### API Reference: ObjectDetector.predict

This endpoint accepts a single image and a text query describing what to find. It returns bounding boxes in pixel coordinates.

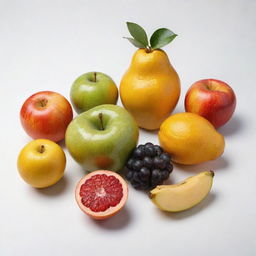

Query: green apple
[65,104,139,172]
[70,72,118,113]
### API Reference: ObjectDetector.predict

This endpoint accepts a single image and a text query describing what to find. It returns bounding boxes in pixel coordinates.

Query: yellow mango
[158,113,225,165]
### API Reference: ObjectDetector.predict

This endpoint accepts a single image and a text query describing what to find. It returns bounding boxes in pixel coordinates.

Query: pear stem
[93,72,97,82]
[145,46,152,53]
[98,113,104,130]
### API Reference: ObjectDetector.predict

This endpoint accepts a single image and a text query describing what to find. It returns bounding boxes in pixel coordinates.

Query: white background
[1,0,256,255]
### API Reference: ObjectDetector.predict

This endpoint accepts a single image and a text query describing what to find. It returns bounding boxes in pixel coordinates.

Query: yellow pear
[150,171,214,212]
[158,113,225,165]
[120,49,180,130]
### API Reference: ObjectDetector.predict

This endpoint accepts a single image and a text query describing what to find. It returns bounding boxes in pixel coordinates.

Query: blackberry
[161,170,170,180]
[143,156,153,168]
[126,158,134,170]
[125,143,173,190]
[139,167,150,180]
[144,146,155,157]
[133,160,143,171]
[132,147,144,159]
[160,153,171,163]
[153,156,166,169]
[145,142,154,148]
[166,163,173,173]
[154,145,163,156]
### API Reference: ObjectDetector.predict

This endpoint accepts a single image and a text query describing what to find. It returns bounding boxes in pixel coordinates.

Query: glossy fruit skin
[185,79,236,128]
[120,49,180,130]
[70,72,118,114]
[17,139,66,188]
[158,113,225,165]
[20,91,73,142]
[125,143,173,190]
[75,170,128,220]
[65,104,139,172]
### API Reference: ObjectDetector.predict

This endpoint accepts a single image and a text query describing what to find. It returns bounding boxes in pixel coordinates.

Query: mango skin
[120,49,180,130]
[158,113,225,165]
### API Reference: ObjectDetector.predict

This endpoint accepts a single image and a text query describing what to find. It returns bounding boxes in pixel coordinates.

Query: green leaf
[123,37,146,48]
[150,28,177,49]
[126,22,148,47]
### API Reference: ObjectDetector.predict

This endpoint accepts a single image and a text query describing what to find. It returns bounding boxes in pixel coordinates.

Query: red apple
[20,91,73,142]
[185,79,236,128]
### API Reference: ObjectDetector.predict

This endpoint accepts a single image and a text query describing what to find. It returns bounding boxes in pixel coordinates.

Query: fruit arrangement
[17,22,236,221]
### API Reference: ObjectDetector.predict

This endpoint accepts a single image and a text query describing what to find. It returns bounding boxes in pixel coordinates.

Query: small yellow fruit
[150,171,214,212]
[158,112,225,165]
[17,139,66,188]
[120,49,180,130]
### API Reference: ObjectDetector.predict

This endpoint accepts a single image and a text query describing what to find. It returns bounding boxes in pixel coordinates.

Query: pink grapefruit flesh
[75,170,128,220]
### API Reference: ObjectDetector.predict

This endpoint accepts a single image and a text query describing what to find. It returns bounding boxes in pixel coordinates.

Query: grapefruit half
[75,170,128,220]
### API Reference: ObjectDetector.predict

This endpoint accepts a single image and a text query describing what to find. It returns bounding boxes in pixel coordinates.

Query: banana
[150,171,214,212]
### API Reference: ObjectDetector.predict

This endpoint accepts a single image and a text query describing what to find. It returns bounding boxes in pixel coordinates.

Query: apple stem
[39,99,47,107]
[93,72,97,82]
[39,145,45,153]
[99,113,104,130]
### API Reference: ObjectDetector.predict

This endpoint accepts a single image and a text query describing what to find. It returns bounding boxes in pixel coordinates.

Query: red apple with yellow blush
[20,91,73,142]
[185,79,236,128]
